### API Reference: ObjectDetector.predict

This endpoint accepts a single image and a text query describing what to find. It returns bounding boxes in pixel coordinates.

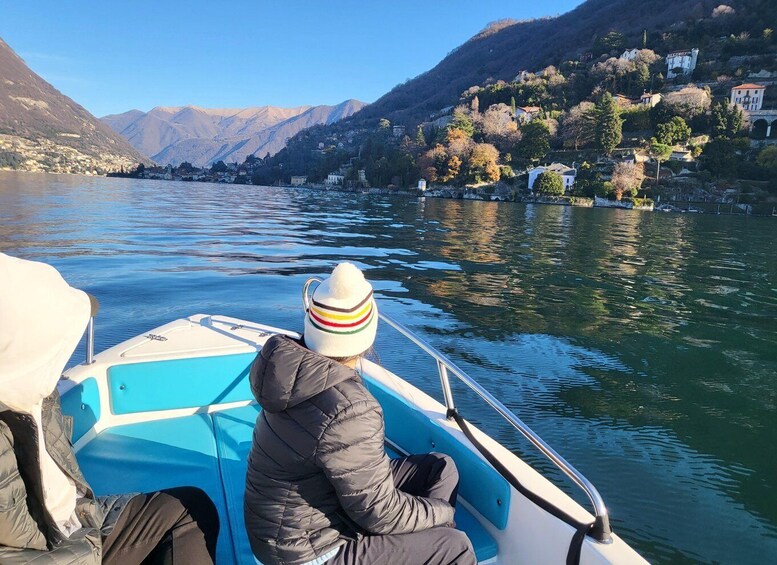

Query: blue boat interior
[66,355,505,564]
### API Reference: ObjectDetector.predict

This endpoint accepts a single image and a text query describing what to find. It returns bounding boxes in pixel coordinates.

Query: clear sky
[1,0,582,117]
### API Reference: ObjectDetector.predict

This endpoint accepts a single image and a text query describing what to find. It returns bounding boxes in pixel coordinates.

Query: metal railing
[84,294,99,365]
[379,312,612,543]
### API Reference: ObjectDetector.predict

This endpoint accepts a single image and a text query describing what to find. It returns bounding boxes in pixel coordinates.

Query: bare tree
[664,86,712,120]
[560,102,595,149]
[611,161,645,200]
[712,4,736,17]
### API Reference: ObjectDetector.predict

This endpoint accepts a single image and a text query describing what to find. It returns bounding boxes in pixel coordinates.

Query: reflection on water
[1,171,776,564]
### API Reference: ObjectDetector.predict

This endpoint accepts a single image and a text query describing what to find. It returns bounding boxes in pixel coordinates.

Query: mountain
[326,0,769,127]
[102,99,366,167]
[0,38,148,174]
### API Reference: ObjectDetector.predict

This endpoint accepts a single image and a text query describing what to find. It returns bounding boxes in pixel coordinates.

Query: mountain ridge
[0,37,149,173]
[102,99,366,167]
[319,0,766,128]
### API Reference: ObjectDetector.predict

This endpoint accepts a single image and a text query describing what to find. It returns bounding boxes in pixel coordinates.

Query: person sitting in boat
[244,262,477,565]
[0,253,220,565]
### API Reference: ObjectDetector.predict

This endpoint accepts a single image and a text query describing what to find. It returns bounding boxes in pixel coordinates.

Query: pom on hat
[327,263,366,299]
[303,262,378,358]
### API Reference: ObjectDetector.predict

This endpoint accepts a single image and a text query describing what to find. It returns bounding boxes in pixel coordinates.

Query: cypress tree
[415,125,426,146]
[594,92,623,156]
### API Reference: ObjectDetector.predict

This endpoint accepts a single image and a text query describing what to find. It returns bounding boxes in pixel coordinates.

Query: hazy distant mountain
[102,99,366,166]
[0,38,148,174]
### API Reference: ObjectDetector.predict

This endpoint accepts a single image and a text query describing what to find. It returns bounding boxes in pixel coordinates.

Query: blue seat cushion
[107,353,256,415]
[76,414,235,564]
[364,378,510,531]
[213,405,498,563]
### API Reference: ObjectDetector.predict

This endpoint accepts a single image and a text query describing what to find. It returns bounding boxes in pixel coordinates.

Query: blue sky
[1,0,582,117]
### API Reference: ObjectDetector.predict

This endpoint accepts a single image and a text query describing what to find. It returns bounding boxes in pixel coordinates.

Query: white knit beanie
[303,263,378,358]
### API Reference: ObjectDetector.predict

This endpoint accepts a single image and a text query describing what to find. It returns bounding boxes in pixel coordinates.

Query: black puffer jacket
[244,335,454,565]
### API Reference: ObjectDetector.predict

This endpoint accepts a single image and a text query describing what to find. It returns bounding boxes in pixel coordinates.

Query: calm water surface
[1,171,775,564]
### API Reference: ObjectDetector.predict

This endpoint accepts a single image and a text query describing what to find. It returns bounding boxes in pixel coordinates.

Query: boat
[60,304,648,564]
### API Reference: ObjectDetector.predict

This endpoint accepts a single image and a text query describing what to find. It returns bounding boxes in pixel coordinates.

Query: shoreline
[0,169,771,216]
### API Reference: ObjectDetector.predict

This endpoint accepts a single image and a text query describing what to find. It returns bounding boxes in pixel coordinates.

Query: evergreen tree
[655,116,691,145]
[510,96,517,115]
[449,110,475,137]
[634,64,651,95]
[534,171,565,195]
[573,162,602,197]
[593,92,623,156]
[710,100,744,139]
[649,141,673,186]
[415,126,427,146]
[516,120,551,162]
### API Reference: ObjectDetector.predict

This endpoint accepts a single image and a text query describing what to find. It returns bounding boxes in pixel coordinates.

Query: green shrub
[534,171,565,195]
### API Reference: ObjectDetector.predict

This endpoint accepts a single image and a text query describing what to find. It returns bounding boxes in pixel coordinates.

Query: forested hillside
[246,0,776,205]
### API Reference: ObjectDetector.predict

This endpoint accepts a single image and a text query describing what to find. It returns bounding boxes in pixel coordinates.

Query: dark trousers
[329,452,478,565]
[102,487,219,565]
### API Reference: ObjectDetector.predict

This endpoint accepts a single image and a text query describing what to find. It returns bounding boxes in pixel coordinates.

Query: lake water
[1,171,775,564]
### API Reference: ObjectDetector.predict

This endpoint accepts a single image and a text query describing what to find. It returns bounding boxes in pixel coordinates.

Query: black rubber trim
[448,408,602,564]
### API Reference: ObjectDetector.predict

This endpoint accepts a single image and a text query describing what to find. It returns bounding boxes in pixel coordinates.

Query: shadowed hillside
[351,0,768,126]
[0,38,148,173]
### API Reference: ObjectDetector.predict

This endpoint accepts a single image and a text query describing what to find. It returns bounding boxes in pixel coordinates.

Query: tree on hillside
[516,120,550,162]
[664,86,712,121]
[594,31,626,55]
[593,92,623,156]
[415,126,427,146]
[477,103,519,151]
[468,143,500,183]
[442,155,462,183]
[611,161,644,200]
[534,171,565,196]
[572,162,603,197]
[449,109,475,137]
[560,102,595,149]
[419,144,448,183]
[649,141,673,186]
[655,116,691,145]
[710,100,744,139]
[379,118,391,129]
[446,127,475,161]
[756,145,777,173]
[700,137,749,179]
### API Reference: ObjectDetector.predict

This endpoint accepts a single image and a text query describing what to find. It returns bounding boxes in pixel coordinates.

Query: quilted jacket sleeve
[0,543,98,565]
[315,401,454,535]
[0,422,48,552]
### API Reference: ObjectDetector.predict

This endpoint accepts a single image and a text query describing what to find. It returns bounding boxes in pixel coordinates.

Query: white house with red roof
[730,83,766,112]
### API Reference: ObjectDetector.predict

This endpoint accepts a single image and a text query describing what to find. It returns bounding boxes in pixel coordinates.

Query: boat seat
[211,405,498,564]
[77,414,236,564]
[76,407,498,564]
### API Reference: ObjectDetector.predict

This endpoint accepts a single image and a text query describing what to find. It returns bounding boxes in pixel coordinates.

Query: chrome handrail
[379,312,612,543]
[85,316,95,365]
[84,293,99,365]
